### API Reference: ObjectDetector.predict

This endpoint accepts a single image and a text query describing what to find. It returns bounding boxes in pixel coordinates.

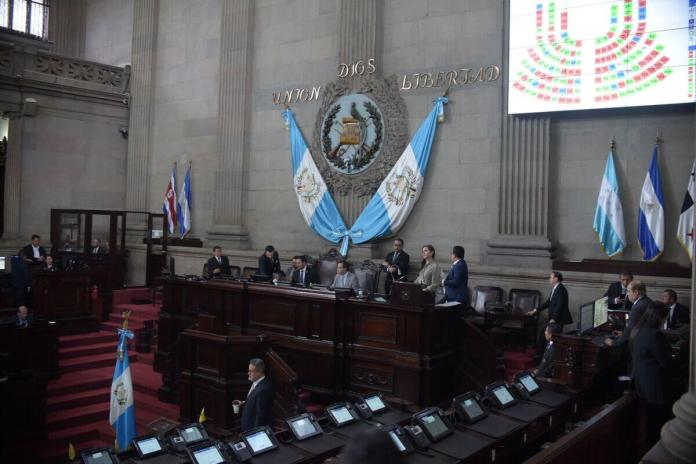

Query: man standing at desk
[239,358,273,432]
[207,246,231,278]
[257,245,281,277]
[604,270,633,310]
[383,238,409,295]
[528,271,572,359]
[605,280,651,347]
[331,260,359,293]
[21,234,45,265]
[441,245,469,306]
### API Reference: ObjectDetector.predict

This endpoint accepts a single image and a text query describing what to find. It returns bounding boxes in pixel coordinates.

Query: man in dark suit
[1,305,29,328]
[383,238,409,295]
[534,322,562,378]
[239,358,273,432]
[90,238,108,254]
[257,245,281,277]
[606,280,651,347]
[21,234,46,265]
[290,255,318,287]
[529,271,573,325]
[207,246,231,278]
[661,289,690,330]
[441,245,469,306]
[603,270,634,310]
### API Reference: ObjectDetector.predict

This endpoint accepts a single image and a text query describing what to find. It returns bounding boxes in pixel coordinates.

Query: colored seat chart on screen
[508,0,696,114]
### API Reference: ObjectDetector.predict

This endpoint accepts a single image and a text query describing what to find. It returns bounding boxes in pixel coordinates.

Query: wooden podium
[389,281,435,306]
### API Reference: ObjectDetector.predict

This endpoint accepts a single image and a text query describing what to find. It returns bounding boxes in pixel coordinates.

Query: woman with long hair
[630,300,674,446]
[414,245,441,293]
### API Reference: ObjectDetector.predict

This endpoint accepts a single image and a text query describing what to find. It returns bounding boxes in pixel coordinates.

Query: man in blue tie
[441,246,469,306]
[2,305,29,328]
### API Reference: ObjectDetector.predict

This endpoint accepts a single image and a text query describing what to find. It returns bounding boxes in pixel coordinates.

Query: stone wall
[84,0,134,67]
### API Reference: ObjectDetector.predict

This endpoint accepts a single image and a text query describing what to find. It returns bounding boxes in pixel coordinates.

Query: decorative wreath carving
[311,75,408,197]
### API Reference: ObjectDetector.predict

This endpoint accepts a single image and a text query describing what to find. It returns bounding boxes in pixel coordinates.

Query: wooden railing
[523,392,641,464]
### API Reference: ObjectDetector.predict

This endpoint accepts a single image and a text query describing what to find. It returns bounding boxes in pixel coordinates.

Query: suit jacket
[443,259,469,306]
[666,302,690,330]
[90,245,108,254]
[1,314,28,328]
[385,250,410,280]
[290,266,319,286]
[536,340,555,377]
[631,328,673,405]
[207,256,231,277]
[538,283,573,326]
[331,272,360,293]
[616,296,652,347]
[604,281,633,311]
[257,254,280,276]
[21,244,46,263]
[240,378,273,432]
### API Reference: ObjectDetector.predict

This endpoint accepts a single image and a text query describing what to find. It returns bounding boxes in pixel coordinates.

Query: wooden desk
[155,279,461,422]
[32,271,99,333]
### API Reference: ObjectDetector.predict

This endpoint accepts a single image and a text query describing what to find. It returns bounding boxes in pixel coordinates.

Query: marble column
[206,0,254,249]
[48,0,86,57]
[485,115,554,268]
[334,0,382,259]
[2,118,23,239]
[125,0,158,212]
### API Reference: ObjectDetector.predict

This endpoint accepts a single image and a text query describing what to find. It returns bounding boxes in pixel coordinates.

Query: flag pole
[610,136,615,151]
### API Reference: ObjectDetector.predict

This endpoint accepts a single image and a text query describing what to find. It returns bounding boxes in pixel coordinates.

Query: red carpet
[34,288,178,463]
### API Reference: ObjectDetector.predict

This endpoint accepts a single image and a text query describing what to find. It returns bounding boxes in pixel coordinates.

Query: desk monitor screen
[458,397,486,422]
[578,301,595,334]
[364,394,387,413]
[133,436,163,457]
[0,257,5,271]
[328,405,355,426]
[519,374,542,395]
[180,425,205,444]
[288,416,321,440]
[245,430,275,454]
[191,445,225,464]
[81,449,116,464]
[493,385,515,407]
[594,296,609,329]
[419,412,451,442]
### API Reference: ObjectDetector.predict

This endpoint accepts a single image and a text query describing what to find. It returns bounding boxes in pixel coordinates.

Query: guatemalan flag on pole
[677,161,696,260]
[109,328,136,451]
[282,108,349,250]
[177,162,192,238]
[638,145,665,261]
[162,163,178,235]
[347,97,448,253]
[593,150,625,257]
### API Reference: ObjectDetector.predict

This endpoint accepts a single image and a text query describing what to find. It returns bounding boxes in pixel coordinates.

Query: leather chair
[241,266,257,278]
[230,266,241,278]
[501,289,541,351]
[471,286,504,314]
[316,260,338,286]
[201,263,209,278]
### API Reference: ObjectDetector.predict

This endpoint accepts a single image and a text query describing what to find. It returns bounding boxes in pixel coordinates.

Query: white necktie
[217,257,221,264]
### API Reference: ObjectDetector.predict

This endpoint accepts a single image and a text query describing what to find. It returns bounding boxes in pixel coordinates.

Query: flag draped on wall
[677,160,696,260]
[593,150,625,257]
[162,164,178,235]
[177,163,192,237]
[109,328,136,451]
[282,97,448,255]
[282,108,348,249]
[347,97,448,250]
[638,145,665,261]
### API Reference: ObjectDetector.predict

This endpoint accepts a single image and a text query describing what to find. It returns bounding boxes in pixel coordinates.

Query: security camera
[118,126,128,139]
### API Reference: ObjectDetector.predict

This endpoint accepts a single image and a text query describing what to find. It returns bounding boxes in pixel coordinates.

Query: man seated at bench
[534,322,562,378]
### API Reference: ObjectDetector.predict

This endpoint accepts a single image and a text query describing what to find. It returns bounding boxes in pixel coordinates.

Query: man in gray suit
[331,260,360,293]
[605,280,651,347]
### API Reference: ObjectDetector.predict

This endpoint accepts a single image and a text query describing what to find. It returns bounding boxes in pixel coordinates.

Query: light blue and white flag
[282,108,349,249]
[347,97,448,250]
[638,145,665,261]
[109,328,136,451]
[177,163,192,238]
[593,151,625,257]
